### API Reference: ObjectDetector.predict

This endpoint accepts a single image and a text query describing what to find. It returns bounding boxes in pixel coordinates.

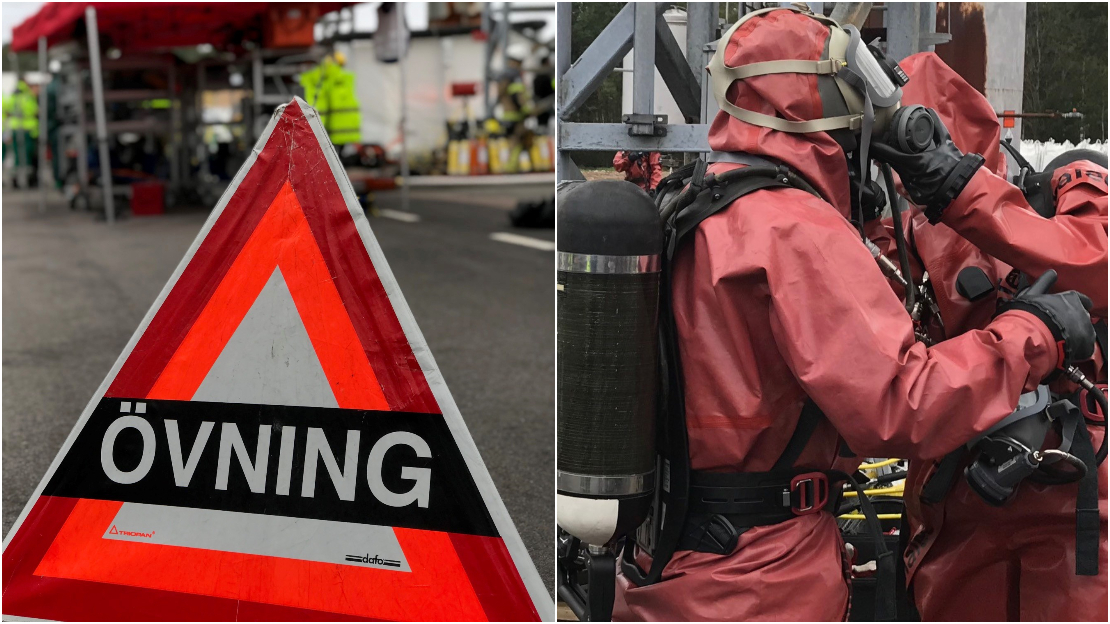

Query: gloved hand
[870,108,985,224]
[997,270,1096,373]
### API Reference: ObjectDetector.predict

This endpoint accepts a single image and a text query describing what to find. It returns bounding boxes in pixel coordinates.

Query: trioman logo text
[108,525,155,538]
[345,553,402,567]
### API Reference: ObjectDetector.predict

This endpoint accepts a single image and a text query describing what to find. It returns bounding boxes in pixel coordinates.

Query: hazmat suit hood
[899,52,1007,177]
[707,9,853,217]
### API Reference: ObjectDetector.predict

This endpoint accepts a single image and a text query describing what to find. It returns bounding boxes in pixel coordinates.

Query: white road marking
[379,209,421,223]
[489,232,556,251]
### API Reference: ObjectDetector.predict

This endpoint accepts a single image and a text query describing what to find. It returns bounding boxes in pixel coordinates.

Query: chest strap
[674,167,798,242]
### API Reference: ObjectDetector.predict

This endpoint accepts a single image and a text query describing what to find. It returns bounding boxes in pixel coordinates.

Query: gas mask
[708,6,937,224]
[708,7,933,146]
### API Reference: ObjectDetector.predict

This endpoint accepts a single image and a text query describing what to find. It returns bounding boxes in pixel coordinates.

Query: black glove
[870,108,985,224]
[849,167,887,222]
[997,270,1096,374]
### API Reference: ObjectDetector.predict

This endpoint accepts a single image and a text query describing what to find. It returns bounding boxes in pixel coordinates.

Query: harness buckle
[790,472,829,515]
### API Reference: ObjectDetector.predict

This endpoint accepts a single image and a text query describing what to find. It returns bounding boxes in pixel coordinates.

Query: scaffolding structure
[555,2,949,182]
[12,4,351,223]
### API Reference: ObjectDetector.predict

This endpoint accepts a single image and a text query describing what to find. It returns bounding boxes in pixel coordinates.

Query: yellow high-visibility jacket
[300,62,362,145]
[3,81,39,138]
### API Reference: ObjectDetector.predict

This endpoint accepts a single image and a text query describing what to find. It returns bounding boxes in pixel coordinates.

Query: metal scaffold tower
[556,2,947,182]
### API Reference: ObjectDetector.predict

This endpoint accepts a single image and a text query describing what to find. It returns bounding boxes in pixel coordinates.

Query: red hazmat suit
[876,52,1109,622]
[613,151,663,192]
[613,13,1059,621]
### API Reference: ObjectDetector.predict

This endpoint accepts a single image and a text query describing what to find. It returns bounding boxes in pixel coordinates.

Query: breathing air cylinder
[557,180,662,545]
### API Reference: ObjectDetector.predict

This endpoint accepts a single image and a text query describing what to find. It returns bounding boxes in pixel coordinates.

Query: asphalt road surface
[2,183,555,593]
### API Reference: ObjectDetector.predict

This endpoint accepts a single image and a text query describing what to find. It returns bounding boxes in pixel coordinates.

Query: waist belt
[679,468,837,554]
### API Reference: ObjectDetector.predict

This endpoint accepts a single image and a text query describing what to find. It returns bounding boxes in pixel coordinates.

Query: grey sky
[2,2,43,43]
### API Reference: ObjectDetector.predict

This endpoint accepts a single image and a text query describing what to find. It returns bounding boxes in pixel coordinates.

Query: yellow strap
[842,486,904,498]
[839,513,902,520]
[720,58,842,81]
[859,458,902,470]
[717,99,862,133]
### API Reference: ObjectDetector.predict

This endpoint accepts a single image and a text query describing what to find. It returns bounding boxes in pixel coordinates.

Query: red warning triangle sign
[2,98,551,622]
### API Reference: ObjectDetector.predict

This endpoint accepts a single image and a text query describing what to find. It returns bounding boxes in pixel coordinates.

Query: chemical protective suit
[613,151,663,193]
[612,11,1087,621]
[869,53,1108,622]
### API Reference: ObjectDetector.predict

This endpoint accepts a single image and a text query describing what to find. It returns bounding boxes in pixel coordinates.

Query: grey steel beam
[38,36,48,211]
[917,2,948,50]
[654,14,701,123]
[629,2,657,135]
[557,151,585,182]
[885,3,917,61]
[685,2,717,87]
[86,6,115,224]
[829,2,871,29]
[397,5,410,212]
[556,2,571,78]
[560,122,710,153]
[886,2,945,61]
[559,3,666,120]
[556,1,574,184]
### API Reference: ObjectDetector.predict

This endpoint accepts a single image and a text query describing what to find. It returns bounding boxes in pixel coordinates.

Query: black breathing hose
[1065,366,1108,465]
[880,163,917,314]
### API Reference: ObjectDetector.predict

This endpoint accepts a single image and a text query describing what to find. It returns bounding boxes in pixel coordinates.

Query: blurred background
[2,1,556,595]
[3,1,558,213]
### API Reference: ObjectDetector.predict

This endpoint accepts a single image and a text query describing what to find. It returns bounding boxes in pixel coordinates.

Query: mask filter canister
[889,105,936,154]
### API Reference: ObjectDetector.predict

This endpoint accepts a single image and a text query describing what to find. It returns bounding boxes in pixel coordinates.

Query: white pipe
[38,36,48,211]
[398,5,409,212]
[86,6,115,224]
